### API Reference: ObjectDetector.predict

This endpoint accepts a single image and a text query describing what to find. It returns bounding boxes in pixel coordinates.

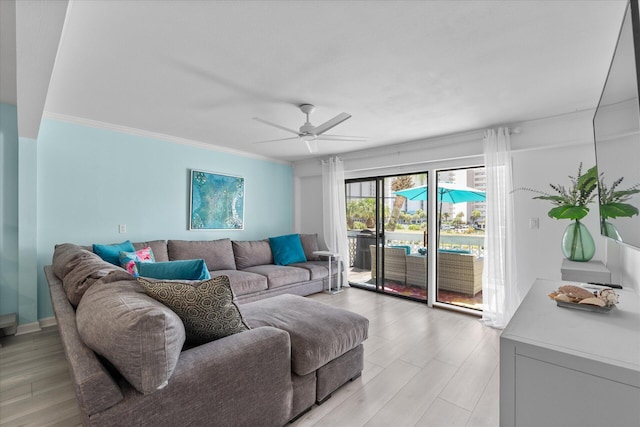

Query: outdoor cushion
[92,240,136,265]
[269,234,307,265]
[232,240,273,269]
[138,275,250,345]
[168,239,237,271]
[210,270,268,296]
[136,259,211,281]
[242,265,310,288]
[76,279,186,395]
[133,240,169,262]
[241,294,369,376]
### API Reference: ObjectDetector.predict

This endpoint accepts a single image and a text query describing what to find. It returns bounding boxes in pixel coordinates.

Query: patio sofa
[370,246,483,295]
[45,237,368,426]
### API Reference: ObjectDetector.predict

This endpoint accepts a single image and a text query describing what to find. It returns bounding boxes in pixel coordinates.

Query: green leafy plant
[597,174,640,221]
[519,163,598,220]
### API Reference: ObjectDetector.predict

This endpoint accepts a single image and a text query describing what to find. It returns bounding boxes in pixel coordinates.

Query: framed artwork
[189,169,244,230]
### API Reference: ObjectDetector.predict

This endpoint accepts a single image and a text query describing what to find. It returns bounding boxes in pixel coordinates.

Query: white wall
[293,109,640,298]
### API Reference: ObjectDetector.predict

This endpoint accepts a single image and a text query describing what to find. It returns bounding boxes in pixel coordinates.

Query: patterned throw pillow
[119,247,155,276]
[137,275,250,345]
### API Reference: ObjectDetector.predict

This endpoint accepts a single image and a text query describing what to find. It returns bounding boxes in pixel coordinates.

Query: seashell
[578,297,606,307]
[558,285,594,301]
[553,294,573,303]
[598,289,619,306]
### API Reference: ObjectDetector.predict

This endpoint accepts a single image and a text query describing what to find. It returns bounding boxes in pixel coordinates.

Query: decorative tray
[556,301,613,313]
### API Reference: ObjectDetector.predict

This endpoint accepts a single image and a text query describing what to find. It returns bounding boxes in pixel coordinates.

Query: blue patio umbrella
[394,182,486,204]
[395,183,486,248]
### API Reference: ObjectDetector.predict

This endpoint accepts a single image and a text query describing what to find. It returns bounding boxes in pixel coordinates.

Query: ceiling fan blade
[253,136,299,144]
[312,112,351,135]
[253,117,300,135]
[318,134,368,142]
[305,139,319,153]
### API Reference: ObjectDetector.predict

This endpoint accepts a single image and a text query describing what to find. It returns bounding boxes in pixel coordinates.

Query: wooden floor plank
[0,288,500,426]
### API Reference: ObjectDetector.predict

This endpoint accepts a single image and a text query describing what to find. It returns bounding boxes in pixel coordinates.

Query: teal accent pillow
[136,259,211,280]
[93,240,135,265]
[269,234,307,266]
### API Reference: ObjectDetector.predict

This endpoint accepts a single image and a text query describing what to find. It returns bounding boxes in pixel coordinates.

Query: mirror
[593,0,640,249]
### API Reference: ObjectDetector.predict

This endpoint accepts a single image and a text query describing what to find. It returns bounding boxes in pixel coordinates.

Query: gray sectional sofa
[46,236,369,426]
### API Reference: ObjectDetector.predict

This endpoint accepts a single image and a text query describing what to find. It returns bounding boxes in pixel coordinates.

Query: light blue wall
[0,103,19,317]
[36,119,294,319]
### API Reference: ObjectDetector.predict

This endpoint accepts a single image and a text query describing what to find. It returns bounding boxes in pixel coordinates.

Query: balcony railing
[347,230,484,267]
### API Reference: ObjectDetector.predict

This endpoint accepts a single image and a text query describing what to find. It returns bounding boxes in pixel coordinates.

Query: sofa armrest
[90,326,294,427]
[44,266,124,420]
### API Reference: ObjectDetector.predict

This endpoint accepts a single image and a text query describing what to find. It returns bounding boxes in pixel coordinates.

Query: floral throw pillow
[119,247,155,276]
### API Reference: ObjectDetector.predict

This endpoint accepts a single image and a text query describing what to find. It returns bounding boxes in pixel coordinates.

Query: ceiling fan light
[300,134,316,142]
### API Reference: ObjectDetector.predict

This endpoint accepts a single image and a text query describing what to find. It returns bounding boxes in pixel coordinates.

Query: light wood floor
[0,288,499,427]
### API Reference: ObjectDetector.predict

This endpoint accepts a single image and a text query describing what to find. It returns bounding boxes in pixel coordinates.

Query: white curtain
[322,157,349,287]
[482,128,521,328]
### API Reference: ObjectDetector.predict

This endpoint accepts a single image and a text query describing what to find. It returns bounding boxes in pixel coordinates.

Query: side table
[313,251,342,294]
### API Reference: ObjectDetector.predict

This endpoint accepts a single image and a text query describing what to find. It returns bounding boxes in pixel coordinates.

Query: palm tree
[470,210,481,224]
[386,176,414,231]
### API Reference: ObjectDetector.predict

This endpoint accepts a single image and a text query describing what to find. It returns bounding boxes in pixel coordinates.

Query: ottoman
[241,294,369,414]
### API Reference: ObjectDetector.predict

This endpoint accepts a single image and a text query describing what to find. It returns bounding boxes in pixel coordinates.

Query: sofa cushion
[210,270,268,296]
[168,239,236,271]
[133,240,169,262]
[136,259,211,281]
[76,279,186,395]
[241,294,369,376]
[232,240,273,269]
[138,276,250,345]
[119,246,155,276]
[289,260,336,280]
[92,240,136,265]
[299,233,321,261]
[269,234,307,266]
[52,243,132,306]
[242,265,310,288]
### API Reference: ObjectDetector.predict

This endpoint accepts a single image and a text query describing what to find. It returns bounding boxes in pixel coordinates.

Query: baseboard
[39,317,57,328]
[15,321,42,336]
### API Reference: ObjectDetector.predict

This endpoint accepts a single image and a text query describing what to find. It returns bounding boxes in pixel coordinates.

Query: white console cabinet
[500,279,640,427]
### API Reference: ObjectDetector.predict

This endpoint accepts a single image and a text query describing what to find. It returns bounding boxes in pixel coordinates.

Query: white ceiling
[43,0,628,162]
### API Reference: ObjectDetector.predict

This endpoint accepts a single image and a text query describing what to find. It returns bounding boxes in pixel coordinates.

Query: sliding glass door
[434,167,486,311]
[346,173,428,302]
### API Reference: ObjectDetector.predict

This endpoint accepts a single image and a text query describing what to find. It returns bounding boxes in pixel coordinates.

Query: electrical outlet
[119,224,127,234]
[529,218,539,229]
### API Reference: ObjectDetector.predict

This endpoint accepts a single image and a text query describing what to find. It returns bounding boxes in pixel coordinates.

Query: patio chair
[369,245,406,284]
[437,252,483,296]
[406,254,427,289]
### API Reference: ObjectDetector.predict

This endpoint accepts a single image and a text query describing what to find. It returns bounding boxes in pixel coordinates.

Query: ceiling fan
[253,104,366,153]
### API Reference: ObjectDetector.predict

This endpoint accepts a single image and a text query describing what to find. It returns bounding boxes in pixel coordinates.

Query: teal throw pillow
[269,234,307,266]
[93,240,135,266]
[136,259,211,280]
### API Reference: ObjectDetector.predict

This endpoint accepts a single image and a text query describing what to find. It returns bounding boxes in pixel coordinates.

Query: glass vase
[601,220,622,241]
[561,220,595,262]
